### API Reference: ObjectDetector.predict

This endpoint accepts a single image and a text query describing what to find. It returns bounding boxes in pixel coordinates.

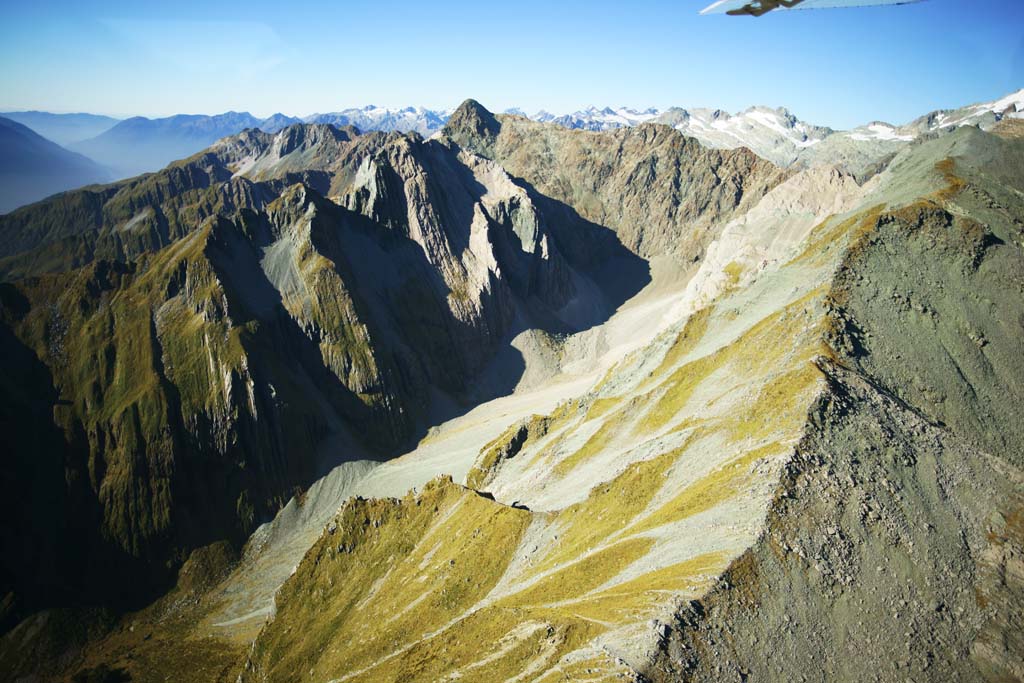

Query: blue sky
[1,0,1021,129]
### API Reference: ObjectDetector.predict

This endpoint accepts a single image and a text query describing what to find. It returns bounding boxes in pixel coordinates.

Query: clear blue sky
[1,0,1021,129]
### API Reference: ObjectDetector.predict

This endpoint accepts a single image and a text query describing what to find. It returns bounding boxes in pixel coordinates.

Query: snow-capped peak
[288,88,1023,169]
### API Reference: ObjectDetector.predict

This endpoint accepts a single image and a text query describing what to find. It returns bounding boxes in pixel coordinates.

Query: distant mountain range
[304,106,449,136]
[68,111,295,178]
[0,108,457,212]
[0,116,110,214]
[501,90,1024,169]
[81,90,1024,176]
[59,108,451,179]
[3,91,1021,213]
[0,111,121,146]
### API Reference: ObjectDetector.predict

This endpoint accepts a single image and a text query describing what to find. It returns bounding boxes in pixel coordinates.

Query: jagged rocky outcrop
[444,99,790,259]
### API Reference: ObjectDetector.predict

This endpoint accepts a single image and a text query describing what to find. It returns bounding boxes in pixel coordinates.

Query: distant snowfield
[847,123,915,142]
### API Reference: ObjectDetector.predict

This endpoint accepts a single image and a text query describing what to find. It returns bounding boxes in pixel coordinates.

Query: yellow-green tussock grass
[558,549,730,622]
[553,406,632,477]
[501,537,656,610]
[723,260,745,288]
[255,477,532,680]
[627,441,788,537]
[646,304,715,383]
[528,449,684,576]
[725,364,823,444]
[789,204,885,269]
[584,396,621,421]
[637,287,827,436]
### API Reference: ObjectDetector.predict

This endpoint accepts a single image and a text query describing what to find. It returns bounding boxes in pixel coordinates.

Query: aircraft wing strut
[700,0,924,16]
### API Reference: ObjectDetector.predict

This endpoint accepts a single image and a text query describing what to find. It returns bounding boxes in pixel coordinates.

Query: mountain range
[0,111,121,147]
[3,108,452,183]
[506,89,1024,170]
[304,105,449,136]
[4,90,1021,215]
[1,91,1022,682]
[68,111,299,178]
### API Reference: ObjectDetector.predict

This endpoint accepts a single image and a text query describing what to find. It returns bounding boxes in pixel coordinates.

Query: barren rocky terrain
[0,97,1021,682]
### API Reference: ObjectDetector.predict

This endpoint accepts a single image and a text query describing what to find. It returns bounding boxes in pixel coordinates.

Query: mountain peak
[448,99,497,125]
[443,99,501,152]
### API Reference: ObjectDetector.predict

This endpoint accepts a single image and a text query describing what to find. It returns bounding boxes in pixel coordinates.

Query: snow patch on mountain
[847,123,915,142]
[304,106,451,136]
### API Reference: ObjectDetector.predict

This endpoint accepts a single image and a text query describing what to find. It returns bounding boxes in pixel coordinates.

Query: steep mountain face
[0,117,110,214]
[0,195,397,624]
[0,111,121,147]
[445,100,789,259]
[647,128,1024,683]
[2,97,1022,683]
[0,155,266,280]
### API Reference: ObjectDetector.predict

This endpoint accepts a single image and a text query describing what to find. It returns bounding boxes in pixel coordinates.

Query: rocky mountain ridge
[9,89,1019,204]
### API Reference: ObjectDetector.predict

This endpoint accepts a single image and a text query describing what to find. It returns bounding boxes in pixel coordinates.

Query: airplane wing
[700,0,924,16]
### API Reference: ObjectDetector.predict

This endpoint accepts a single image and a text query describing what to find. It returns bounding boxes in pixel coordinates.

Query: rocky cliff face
[444,100,790,260]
